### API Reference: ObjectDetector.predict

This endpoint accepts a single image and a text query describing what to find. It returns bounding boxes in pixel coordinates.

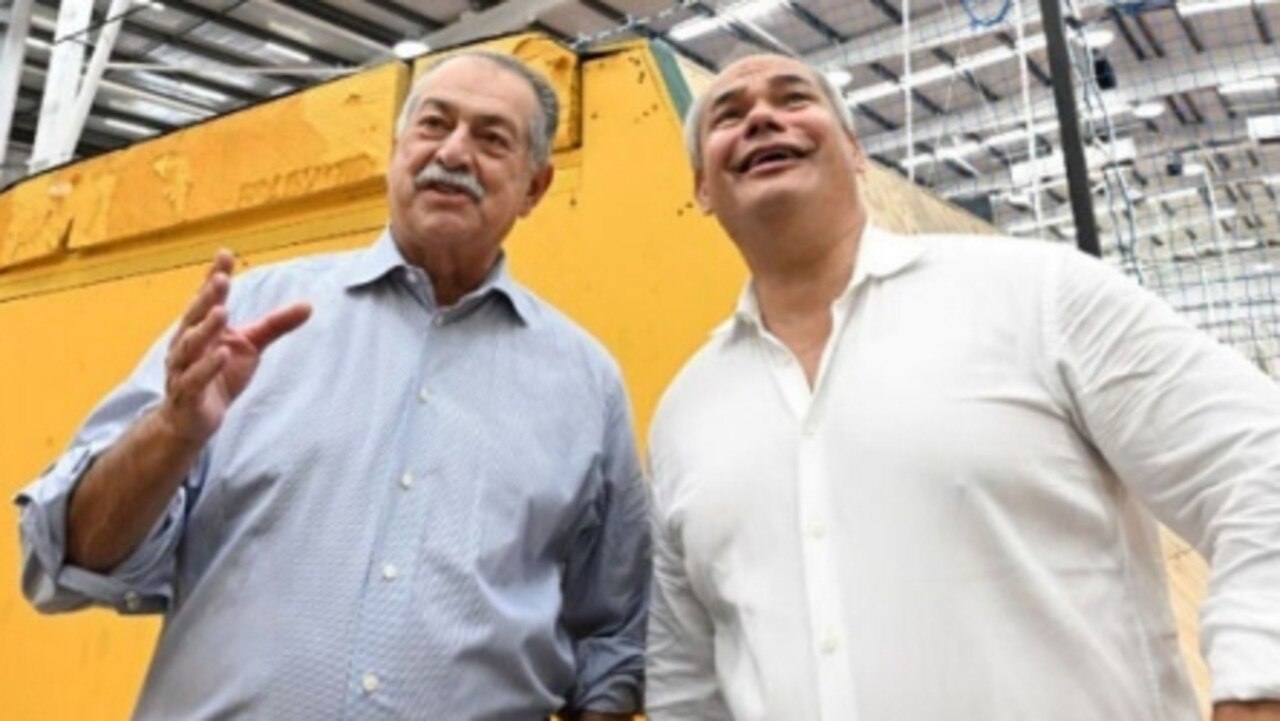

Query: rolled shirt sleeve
[15,329,193,616]
[559,380,652,715]
[1050,248,1280,702]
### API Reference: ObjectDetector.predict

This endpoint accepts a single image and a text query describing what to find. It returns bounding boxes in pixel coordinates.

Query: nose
[743,101,783,140]
[433,125,473,170]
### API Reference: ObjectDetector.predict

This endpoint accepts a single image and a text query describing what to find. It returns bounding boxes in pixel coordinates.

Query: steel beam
[1038,0,1100,256]
[30,0,91,172]
[422,0,574,50]
[57,0,131,166]
[0,0,35,174]
[860,41,1280,156]
[806,0,1109,72]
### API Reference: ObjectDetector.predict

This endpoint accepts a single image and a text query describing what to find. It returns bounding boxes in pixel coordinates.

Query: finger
[169,303,227,368]
[168,306,228,377]
[173,346,229,404]
[174,253,234,343]
[205,249,235,281]
[241,302,312,353]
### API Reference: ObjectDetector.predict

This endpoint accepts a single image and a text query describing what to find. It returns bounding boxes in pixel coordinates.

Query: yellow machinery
[0,35,1207,718]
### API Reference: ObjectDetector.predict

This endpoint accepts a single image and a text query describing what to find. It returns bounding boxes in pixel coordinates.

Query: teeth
[745,148,798,170]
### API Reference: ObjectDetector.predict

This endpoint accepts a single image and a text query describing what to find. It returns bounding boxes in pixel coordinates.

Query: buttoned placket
[755,281,864,720]
[343,273,441,717]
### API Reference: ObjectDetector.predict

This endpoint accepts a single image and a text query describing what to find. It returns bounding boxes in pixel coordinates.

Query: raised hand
[157,250,311,445]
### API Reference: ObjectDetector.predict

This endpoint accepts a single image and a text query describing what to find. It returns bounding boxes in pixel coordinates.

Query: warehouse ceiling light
[1179,0,1280,17]
[1248,114,1280,141]
[847,36,1047,106]
[128,71,231,105]
[102,118,156,136]
[393,39,430,59]
[669,0,786,41]
[1219,76,1278,95]
[265,20,313,44]
[264,42,312,64]
[1180,161,1208,177]
[825,69,853,88]
[1077,28,1115,49]
[1132,100,1166,119]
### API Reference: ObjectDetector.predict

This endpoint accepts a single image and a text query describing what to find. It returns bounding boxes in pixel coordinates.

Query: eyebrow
[417,98,522,137]
[707,73,817,116]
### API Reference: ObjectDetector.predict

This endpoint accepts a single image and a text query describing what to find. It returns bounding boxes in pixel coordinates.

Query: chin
[737,183,812,214]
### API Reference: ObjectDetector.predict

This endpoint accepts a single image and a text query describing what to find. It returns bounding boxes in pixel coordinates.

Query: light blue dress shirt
[16,230,650,720]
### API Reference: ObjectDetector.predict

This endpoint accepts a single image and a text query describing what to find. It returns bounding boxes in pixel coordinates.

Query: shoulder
[909,231,1145,303]
[509,283,628,401]
[911,231,1071,272]
[889,231,1080,306]
[650,331,737,449]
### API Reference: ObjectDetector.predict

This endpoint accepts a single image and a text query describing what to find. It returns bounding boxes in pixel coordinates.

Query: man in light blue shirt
[16,51,649,721]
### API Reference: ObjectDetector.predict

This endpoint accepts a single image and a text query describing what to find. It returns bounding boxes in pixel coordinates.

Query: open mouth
[736,144,810,173]
[422,181,471,197]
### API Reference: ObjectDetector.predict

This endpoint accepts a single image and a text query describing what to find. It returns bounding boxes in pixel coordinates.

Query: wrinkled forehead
[707,56,821,99]
[699,56,824,125]
[410,55,538,122]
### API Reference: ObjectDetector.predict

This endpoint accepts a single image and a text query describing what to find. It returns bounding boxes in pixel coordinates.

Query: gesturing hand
[157,250,311,444]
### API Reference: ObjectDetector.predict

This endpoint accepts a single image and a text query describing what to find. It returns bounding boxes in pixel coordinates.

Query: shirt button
[361,672,380,694]
[431,314,445,326]
[821,633,839,655]
[123,591,141,611]
[807,520,826,539]
[802,422,817,437]
[381,563,398,581]
[418,387,430,404]
[399,471,414,489]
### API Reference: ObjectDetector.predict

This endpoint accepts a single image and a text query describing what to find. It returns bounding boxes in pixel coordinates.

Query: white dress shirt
[647,224,1280,721]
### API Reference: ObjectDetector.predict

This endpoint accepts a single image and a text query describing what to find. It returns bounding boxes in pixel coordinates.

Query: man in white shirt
[645,53,1280,721]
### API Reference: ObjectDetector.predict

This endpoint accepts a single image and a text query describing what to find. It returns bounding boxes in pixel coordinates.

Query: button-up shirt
[646,224,1280,721]
[17,230,650,721]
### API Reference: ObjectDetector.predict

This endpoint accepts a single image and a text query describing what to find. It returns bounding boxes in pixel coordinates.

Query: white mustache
[413,162,485,201]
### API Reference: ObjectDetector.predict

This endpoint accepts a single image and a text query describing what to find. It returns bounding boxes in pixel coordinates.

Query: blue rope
[960,0,1014,28]
[1108,0,1174,16]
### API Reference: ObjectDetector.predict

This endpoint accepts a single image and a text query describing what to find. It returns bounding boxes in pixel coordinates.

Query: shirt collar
[718,221,926,339]
[340,228,536,327]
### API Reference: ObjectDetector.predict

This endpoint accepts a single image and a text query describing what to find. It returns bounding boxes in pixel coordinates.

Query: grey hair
[395,50,559,168]
[683,62,857,171]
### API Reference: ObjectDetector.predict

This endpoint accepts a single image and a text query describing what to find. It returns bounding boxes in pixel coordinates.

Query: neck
[733,203,868,329]
[391,225,499,307]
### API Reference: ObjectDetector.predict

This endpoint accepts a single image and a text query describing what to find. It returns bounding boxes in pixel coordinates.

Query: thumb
[241,302,312,352]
